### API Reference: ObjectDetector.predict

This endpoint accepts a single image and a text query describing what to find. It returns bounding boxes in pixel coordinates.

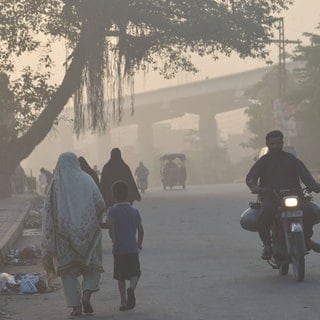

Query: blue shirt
[107,202,142,254]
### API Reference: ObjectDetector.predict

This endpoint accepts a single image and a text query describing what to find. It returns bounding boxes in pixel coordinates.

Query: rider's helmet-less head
[266,130,283,154]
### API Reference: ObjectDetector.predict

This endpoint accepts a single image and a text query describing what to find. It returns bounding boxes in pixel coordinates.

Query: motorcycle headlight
[284,196,299,208]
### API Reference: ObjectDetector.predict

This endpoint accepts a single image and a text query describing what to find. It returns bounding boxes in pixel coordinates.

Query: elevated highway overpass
[110,63,289,160]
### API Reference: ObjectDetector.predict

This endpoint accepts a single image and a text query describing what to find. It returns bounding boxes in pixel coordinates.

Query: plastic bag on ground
[18,273,40,294]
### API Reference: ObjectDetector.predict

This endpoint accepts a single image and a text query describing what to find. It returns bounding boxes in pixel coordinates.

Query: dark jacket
[246,151,318,193]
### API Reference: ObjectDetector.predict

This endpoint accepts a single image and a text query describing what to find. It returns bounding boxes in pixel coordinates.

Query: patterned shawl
[42,152,105,279]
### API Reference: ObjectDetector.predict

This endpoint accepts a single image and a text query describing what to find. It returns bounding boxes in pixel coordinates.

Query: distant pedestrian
[11,164,27,193]
[105,180,144,311]
[11,164,27,194]
[42,152,106,316]
[40,167,53,193]
[38,170,47,195]
[100,148,141,209]
[78,156,100,187]
[135,161,150,189]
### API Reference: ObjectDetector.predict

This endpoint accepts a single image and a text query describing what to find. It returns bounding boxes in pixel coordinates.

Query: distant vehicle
[137,177,148,194]
[160,153,186,190]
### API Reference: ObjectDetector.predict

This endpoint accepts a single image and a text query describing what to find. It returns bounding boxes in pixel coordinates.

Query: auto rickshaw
[160,153,186,190]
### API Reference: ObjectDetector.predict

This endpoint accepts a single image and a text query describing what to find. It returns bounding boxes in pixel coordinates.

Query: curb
[0,196,34,266]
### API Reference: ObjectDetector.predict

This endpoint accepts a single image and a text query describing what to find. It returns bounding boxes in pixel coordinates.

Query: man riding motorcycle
[135,162,149,190]
[246,130,320,260]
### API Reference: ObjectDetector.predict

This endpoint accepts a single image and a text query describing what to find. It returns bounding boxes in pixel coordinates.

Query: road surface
[2,183,320,320]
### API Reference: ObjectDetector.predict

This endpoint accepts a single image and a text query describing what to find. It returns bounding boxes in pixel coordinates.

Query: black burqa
[78,156,100,187]
[100,148,141,208]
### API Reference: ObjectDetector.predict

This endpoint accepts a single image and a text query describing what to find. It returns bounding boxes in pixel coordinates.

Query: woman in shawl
[78,156,100,187]
[100,148,141,209]
[42,152,105,316]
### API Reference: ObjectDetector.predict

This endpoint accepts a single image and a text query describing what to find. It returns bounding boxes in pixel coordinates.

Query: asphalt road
[3,183,320,320]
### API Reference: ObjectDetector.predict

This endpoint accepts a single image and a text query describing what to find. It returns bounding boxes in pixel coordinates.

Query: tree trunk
[0,19,107,198]
[0,142,18,198]
[0,172,12,199]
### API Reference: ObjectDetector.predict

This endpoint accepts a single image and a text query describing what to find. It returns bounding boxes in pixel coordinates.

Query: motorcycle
[137,177,148,194]
[241,187,319,282]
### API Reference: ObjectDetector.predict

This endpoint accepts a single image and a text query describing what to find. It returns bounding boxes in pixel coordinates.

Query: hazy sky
[15,1,320,95]
[134,0,320,93]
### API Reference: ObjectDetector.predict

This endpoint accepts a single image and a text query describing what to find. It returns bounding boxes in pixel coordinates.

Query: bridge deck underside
[120,89,248,125]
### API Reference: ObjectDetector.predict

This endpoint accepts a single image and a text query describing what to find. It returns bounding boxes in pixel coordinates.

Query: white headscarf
[42,152,105,274]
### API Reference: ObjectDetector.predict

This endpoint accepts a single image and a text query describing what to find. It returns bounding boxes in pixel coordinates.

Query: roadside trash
[6,244,41,265]
[6,248,20,263]
[18,273,47,294]
[0,272,48,294]
[19,274,39,294]
[0,272,19,294]
[19,244,41,259]
[17,273,48,294]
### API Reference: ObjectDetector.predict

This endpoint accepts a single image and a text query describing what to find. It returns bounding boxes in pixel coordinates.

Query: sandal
[119,304,129,311]
[70,306,82,316]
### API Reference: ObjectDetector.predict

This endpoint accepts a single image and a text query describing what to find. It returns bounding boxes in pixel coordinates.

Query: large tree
[290,24,320,168]
[244,66,298,149]
[0,0,293,198]
[244,23,320,169]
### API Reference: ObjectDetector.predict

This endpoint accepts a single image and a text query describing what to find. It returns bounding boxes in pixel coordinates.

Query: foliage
[290,23,320,167]
[0,0,63,137]
[244,66,298,149]
[244,21,320,169]
[0,0,293,135]
[12,69,57,134]
[244,68,278,149]
[0,0,294,197]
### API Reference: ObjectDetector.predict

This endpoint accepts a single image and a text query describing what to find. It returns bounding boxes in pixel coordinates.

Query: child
[107,180,144,311]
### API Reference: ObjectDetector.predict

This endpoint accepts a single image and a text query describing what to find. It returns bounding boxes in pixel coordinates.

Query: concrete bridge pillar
[198,112,218,183]
[136,121,154,163]
[199,112,217,150]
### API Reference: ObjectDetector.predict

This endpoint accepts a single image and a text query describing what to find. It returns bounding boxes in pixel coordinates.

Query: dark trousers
[259,196,316,246]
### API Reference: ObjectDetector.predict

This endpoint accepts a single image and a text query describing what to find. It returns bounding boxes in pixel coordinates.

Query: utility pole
[270,17,301,100]
[269,17,301,145]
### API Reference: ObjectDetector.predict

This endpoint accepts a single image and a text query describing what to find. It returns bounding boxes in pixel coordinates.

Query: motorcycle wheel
[291,233,305,282]
[279,263,289,276]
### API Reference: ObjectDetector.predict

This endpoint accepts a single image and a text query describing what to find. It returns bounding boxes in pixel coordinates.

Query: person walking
[135,161,150,190]
[105,180,144,311]
[11,164,27,194]
[38,169,48,195]
[40,167,53,193]
[100,148,141,209]
[78,156,100,187]
[41,152,106,316]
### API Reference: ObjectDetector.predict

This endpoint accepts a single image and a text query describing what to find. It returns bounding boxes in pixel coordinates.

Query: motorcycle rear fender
[290,222,303,233]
